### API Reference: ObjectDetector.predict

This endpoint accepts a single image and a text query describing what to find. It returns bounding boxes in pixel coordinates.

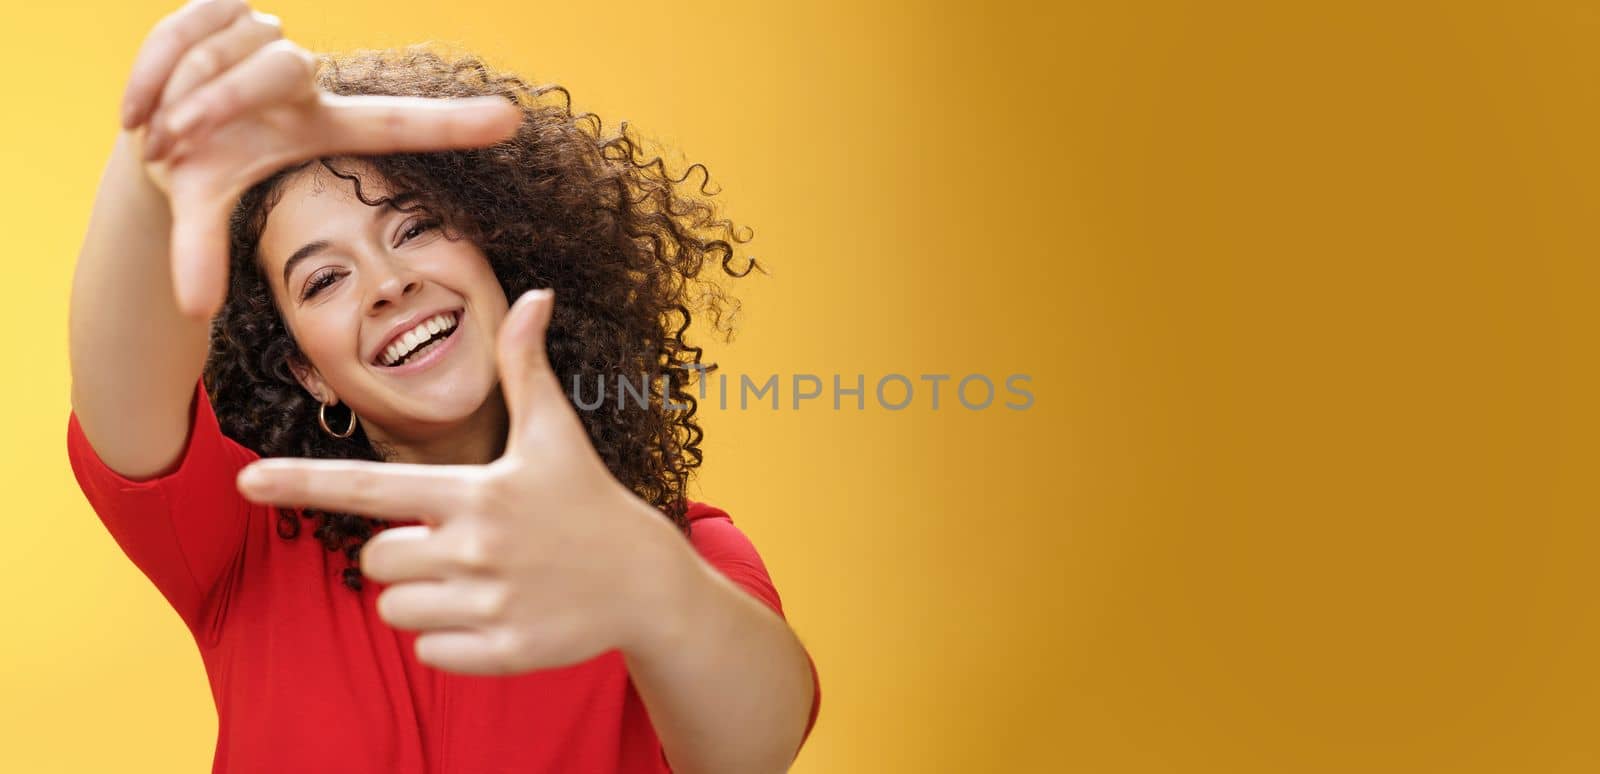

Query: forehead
[258,162,403,271]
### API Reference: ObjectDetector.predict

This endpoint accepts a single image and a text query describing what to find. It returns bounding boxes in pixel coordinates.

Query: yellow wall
[4,0,1598,771]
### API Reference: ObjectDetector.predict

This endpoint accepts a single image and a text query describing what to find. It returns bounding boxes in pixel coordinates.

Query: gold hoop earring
[317,401,358,439]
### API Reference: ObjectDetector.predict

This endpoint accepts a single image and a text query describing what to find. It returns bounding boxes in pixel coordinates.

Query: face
[257,162,510,446]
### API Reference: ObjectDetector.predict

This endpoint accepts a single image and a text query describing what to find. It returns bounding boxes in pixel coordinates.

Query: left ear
[287,354,335,404]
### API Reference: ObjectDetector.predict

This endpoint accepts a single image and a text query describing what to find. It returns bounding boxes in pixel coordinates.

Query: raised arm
[69,126,209,480]
[68,0,522,480]
[70,0,277,479]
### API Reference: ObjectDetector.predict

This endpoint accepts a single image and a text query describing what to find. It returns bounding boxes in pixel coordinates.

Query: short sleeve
[684,501,822,755]
[66,378,259,637]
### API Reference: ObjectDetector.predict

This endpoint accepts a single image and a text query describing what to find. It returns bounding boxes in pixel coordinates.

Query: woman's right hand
[120,0,523,320]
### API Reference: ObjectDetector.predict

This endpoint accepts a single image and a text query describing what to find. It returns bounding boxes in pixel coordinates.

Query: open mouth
[376,310,462,368]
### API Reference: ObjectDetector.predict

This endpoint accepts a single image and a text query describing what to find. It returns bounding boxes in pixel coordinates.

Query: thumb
[496,288,568,448]
[168,188,232,320]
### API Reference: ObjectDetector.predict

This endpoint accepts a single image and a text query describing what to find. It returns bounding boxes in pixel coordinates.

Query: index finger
[236,458,481,520]
[314,93,524,157]
[122,0,251,128]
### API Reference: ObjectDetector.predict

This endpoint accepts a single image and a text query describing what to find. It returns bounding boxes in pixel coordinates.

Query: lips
[366,307,460,367]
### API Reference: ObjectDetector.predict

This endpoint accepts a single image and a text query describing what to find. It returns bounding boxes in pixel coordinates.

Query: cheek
[292,311,359,368]
[446,248,510,312]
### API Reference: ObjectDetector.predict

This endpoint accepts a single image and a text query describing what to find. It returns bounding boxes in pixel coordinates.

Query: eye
[301,268,342,300]
[399,217,440,245]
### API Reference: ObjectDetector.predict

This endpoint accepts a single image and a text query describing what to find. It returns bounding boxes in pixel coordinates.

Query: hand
[120,0,523,319]
[235,290,701,674]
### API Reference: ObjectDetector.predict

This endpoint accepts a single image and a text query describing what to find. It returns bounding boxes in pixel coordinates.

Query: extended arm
[69,128,211,480]
[234,291,820,771]
[624,532,817,774]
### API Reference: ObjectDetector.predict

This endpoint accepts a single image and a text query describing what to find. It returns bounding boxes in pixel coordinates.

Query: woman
[64,1,819,771]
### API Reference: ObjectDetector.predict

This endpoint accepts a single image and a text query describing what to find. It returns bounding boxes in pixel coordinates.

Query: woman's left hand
[236,289,699,674]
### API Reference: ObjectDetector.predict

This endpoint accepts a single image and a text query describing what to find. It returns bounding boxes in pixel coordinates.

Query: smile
[376,309,463,371]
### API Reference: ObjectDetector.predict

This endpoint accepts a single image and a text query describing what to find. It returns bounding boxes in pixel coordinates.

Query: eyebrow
[282,240,332,292]
[280,199,421,294]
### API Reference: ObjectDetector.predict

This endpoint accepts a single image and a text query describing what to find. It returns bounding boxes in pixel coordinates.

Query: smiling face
[257,161,511,457]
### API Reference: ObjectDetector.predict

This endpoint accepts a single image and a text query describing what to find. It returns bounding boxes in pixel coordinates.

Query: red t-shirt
[66,379,819,773]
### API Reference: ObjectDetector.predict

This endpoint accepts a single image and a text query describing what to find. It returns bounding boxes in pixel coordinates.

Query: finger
[168,182,235,319]
[377,580,506,630]
[122,0,250,128]
[360,526,440,582]
[361,525,497,583]
[314,93,524,156]
[144,10,283,157]
[496,289,568,450]
[414,629,528,675]
[148,38,317,161]
[236,458,480,519]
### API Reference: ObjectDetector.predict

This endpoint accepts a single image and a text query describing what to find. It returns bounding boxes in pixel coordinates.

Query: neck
[362,388,510,465]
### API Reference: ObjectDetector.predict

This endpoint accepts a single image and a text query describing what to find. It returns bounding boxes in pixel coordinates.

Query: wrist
[108,128,172,217]
[614,499,720,661]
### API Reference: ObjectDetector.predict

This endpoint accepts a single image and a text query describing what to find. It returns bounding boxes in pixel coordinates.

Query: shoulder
[682,500,748,550]
[65,377,264,635]
[684,499,733,524]
[680,500,786,616]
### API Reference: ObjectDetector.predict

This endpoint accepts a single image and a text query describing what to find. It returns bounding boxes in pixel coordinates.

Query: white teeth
[380,312,459,366]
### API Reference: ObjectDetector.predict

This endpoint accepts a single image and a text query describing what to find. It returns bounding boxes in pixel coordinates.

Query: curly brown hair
[203,46,757,590]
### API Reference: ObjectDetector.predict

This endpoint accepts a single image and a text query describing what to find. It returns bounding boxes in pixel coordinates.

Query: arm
[233,292,820,771]
[70,0,278,478]
[68,128,210,480]
[624,526,818,774]
[70,0,521,477]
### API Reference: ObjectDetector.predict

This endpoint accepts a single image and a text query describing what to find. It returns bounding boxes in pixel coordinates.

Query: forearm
[69,129,211,476]
[622,523,816,774]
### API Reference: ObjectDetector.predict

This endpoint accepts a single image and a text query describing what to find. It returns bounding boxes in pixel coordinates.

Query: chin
[346,368,496,433]
[394,382,497,423]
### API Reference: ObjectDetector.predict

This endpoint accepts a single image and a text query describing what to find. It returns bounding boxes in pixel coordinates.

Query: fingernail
[515,288,549,310]
[120,100,136,128]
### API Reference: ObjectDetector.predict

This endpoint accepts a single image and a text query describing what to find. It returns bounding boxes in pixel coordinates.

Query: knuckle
[262,39,311,74]
[187,0,247,28]
[379,107,407,141]
[346,469,383,514]
[185,0,225,17]
[288,45,318,81]
[215,0,251,21]
[484,466,525,505]
[454,531,497,571]
[181,45,222,82]
[491,628,528,670]
[466,471,505,513]
[192,88,238,126]
[476,585,511,620]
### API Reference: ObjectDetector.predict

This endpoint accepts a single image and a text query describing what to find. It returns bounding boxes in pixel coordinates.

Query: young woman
[65,1,819,771]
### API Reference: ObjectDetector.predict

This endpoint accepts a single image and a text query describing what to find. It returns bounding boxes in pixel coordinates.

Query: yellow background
[3,0,1597,771]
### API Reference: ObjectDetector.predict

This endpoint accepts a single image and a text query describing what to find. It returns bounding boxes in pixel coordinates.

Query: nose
[364,255,422,315]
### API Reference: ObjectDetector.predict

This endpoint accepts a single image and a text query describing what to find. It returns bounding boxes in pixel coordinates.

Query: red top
[66,379,819,773]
